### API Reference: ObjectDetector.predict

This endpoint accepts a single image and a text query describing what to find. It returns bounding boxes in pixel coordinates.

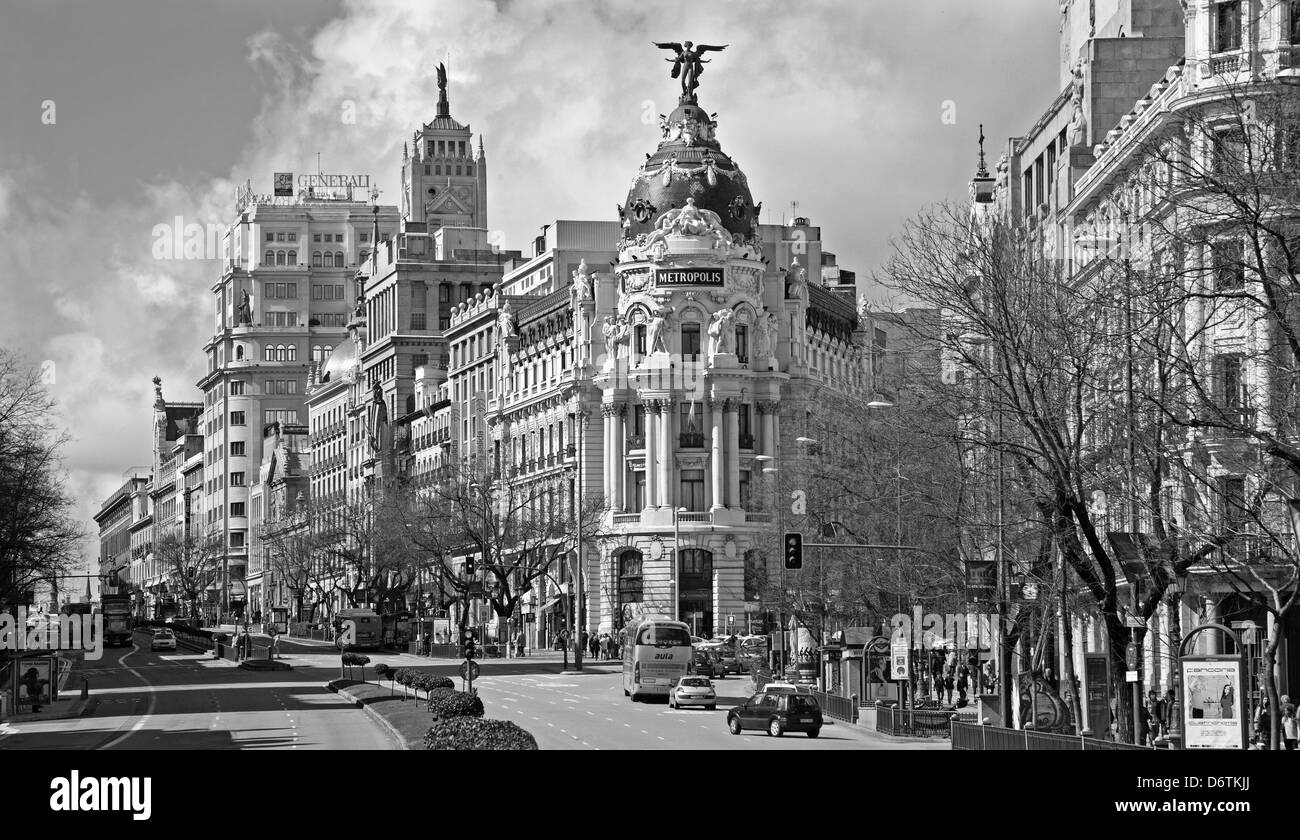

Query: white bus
[622,618,693,702]
[336,608,381,650]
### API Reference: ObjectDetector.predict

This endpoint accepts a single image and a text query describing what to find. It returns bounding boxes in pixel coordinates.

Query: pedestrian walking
[270,631,282,659]
[1282,701,1298,751]
[589,631,600,660]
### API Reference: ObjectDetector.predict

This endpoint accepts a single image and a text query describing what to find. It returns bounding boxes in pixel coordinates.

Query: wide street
[0,631,944,751]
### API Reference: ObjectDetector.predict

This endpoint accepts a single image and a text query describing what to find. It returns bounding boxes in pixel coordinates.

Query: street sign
[1125,614,1145,629]
[727,615,734,626]
[459,660,480,681]
[1125,670,1140,683]
[890,634,910,681]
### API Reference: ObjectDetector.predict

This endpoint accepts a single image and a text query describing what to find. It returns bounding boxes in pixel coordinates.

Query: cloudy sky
[0,0,1059,573]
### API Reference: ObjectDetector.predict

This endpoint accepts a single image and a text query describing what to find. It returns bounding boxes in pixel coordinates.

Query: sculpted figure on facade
[1068,60,1086,146]
[753,308,775,365]
[707,308,736,357]
[601,314,629,370]
[784,259,808,300]
[647,305,674,354]
[237,289,253,325]
[639,197,732,254]
[497,300,517,338]
[573,258,594,301]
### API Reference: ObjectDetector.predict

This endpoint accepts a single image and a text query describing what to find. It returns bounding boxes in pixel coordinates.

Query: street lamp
[671,506,688,624]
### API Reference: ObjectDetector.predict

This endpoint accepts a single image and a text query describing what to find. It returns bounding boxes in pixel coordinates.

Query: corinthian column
[644,402,658,511]
[724,398,740,508]
[710,397,724,512]
[602,403,615,506]
[616,404,627,511]
[658,398,673,509]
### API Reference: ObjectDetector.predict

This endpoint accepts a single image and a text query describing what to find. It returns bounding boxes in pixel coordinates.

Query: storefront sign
[656,267,724,286]
[12,656,55,712]
[298,173,370,189]
[964,560,996,601]
[274,172,294,196]
[1181,658,1246,749]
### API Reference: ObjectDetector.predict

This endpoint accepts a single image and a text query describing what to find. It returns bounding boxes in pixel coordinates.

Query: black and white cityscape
[0,0,1296,794]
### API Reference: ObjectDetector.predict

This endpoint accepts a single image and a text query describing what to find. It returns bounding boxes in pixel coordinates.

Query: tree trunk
[1264,633,1282,750]
[1060,603,1084,735]
[1106,615,1135,744]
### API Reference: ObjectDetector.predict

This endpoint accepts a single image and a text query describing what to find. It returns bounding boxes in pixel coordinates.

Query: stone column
[725,398,740,509]
[709,398,725,512]
[644,403,658,511]
[658,398,673,509]
[602,404,616,508]
[616,405,628,511]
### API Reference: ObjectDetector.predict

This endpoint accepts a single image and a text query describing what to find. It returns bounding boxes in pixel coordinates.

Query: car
[669,676,718,710]
[691,651,720,678]
[150,629,177,652]
[727,692,823,738]
[690,636,707,647]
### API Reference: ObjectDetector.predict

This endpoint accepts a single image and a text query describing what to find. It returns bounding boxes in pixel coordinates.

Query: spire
[477,134,485,160]
[370,203,380,272]
[972,124,995,204]
[436,61,450,118]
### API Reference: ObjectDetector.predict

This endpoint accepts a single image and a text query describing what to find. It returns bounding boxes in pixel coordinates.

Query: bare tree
[151,528,224,621]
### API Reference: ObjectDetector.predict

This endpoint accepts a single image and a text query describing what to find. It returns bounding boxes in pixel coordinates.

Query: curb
[327,681,412,750]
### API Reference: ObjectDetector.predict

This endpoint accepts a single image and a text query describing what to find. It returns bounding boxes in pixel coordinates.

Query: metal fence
[875,702,977,737]
[812,690,858,723]
[950,721,1156,750]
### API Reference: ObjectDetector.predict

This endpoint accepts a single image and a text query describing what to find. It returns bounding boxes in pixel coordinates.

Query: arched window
[276,344,286,361]
[334,252,345,268]
[324,345,333,359]
[263,345,274,361]
[312,345,323,363]
[265,250,274,265]
[276,251,287,265]
[287,345,297,361]
[617,550,644,614]
[288,250,297,265]
[312,251,322,267]
[677,549,714,637]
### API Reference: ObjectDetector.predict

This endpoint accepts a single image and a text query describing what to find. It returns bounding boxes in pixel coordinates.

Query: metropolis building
[392,54,902,647]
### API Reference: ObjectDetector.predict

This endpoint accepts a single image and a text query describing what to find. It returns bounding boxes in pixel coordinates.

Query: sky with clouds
[0,0,1060,574]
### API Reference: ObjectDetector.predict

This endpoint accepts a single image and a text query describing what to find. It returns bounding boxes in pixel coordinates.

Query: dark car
[691,651,720,679]
[727,692,823,738]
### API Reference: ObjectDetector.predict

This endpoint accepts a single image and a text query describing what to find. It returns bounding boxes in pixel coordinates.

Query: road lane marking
[99,641,159,750]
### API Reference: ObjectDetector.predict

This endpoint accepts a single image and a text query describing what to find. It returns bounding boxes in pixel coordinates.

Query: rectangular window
[438,316,450,331]
[230,411,245,425]
[231,502,246,518]
[266,232,274,242]
[735,324,749,363]
[231,472,244,486]
[679,402,704,448]
[739,471,752,510]
[230,532,245,548]
[681,323,701,360]
[738,404,753,447]
[287,232,297,242]
[632,404,645,439]
[360,232,369,243]
[412,312,427,330]
[1212,240,1245,290]
[313,233,321,242]
[1212,127,1247,175]
[634,324,647,356]
[439,285,450,303]
[1215,1,1242,52]
[1219,476,1247,533]
[276,233,286,242]
[680,470,706,511]
[1216,353,1247,413]
[1291,1,1300,45]
[230,442,245,456]
[334,284,344,299]
[634,472,646,511]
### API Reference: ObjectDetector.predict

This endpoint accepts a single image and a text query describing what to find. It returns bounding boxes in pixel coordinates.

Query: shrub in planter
[341,652,371,666]
[374,663,391,679]
[417,674,455,693]
[426,688,484,719]
[424,718,538,750]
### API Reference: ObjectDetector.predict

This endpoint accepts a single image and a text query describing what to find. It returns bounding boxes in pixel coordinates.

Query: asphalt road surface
[0,630,395,751]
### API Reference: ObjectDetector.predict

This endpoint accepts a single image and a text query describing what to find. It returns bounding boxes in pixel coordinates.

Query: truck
[101,594,133,647]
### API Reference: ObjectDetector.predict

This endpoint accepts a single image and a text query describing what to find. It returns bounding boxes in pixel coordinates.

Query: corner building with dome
[458,64,885,642]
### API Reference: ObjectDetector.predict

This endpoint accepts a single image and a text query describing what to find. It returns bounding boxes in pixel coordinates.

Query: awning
[540,595,564,612]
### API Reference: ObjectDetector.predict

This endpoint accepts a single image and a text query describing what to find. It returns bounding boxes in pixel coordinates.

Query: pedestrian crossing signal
[462,627,478,660]
[784,532,803,570]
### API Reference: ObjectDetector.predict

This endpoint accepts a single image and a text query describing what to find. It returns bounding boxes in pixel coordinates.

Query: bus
[335,608,381,650]
[622,618,693,702]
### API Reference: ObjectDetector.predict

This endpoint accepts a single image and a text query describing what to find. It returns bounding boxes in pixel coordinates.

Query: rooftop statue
[653,40,728,100]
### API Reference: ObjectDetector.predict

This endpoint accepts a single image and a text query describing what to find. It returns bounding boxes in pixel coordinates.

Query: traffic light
[462,627,478,660]
[784,532,803,570]
[464,557,476,576]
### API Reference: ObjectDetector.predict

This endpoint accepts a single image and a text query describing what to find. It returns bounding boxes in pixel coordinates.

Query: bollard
[81,676,89,700]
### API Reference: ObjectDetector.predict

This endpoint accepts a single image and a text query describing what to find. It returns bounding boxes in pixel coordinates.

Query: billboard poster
[890,633,910,681]
[432,617,452,645]
[1181,658,1245,749]
[12,657,55,712]
[273,172,294,196]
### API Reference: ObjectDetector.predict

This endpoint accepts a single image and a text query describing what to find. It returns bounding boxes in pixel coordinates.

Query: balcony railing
[739,433,755,450]
[612,513,641,526]
[678,433,705,448]
[677,512,711,523]
[745,512,773,523]
[1204,408,1256,439]
[627,434,645,450]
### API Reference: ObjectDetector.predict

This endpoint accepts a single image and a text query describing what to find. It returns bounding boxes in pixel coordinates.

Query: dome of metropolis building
[620,99,759,244]
[319,336,356,384]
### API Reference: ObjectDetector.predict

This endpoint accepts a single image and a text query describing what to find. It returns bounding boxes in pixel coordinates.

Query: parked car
[669,676,718,710]
[150,629,177,652]
[727,692,823,738]
[761,680,814,696]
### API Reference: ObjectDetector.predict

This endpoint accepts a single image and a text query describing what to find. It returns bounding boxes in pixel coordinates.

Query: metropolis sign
[656,267,724,286]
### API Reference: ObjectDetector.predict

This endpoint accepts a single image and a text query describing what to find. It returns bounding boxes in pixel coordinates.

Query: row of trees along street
[259,457,608,645]
[0,349,83,621]
[881,78,1300,746]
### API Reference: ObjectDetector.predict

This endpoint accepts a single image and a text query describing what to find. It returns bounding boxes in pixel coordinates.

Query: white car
[761,680,814,696]
[150,630,177,652]
[668,676,718,710]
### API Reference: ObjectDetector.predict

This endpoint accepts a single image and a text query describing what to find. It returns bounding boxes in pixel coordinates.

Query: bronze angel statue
[654,41,728,99]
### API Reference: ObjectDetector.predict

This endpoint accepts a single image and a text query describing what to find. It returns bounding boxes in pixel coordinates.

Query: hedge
[426,688,484,719]
[424,718,538,750]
